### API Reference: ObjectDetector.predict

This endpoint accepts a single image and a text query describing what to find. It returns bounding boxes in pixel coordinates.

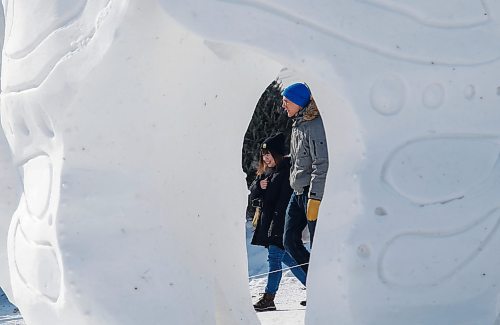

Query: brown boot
[253,293,276,312]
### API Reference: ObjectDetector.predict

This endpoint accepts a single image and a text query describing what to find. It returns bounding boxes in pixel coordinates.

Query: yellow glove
[306,199,321,221]
[252,207,261,229]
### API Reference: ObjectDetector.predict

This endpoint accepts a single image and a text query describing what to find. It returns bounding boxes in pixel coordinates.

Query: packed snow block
[2,0,500,325]
[0,130,21,300]
[0,0,279,324]
[0,3,20,301]
[158,1,500,324]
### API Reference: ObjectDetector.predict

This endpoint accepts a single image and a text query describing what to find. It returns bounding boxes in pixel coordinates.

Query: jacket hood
[294,97,320,124]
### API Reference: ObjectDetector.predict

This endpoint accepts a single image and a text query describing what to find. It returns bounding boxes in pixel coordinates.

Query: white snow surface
[0,288,23,325]
[1,0,500,324]
[1,225,305,325]
[0,222,303,325]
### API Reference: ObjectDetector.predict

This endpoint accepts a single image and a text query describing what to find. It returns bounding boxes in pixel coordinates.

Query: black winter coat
[250,157,293,249]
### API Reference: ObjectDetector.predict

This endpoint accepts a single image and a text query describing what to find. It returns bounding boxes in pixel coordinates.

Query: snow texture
[1,0,500,324]
[0,288,24,325]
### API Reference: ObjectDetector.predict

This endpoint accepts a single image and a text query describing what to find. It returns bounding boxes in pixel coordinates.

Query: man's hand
[306,199,321,221]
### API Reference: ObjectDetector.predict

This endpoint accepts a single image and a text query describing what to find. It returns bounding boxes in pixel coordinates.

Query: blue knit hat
[282,83,311,108]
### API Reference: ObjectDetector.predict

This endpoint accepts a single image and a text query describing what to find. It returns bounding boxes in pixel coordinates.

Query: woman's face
[262,152,276,168]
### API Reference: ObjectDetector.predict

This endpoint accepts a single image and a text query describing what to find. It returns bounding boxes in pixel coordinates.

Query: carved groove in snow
[22,155,53,219]
[464,84,476,100]
[216,0,500,65]
[378,208,500,287]
[3,0,86,59]
[358,0,489,28]
[1,63,63,308]
[13,221,61,302]
[381,135,500,206]
[422,83,445,110]
[2,0,114,93]
[370,74,406,115]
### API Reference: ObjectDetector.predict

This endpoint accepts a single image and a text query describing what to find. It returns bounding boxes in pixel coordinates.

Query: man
[282,82,329,276]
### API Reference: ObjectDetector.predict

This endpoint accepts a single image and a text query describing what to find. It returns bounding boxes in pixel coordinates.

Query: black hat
[261,133,286,156]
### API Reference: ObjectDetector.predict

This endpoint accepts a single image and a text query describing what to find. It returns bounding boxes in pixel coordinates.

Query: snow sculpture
[1,0,500,324]
[0,3,22,301]
[0,1,281,324]
[0,123,20,299]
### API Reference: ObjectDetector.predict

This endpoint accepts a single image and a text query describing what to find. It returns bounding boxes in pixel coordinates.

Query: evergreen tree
[242,80,292,219]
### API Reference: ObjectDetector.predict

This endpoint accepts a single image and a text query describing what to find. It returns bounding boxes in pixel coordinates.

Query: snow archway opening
[6,1,500,324]
[236,61,364,323]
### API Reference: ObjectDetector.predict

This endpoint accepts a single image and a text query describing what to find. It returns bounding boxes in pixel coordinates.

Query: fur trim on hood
[303,97,320,121]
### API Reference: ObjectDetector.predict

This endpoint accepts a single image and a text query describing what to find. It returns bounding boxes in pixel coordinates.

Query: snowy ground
[249,274,306,325]
[0,220,304,325]
[246,221,307,325]
[1,281,305,325]
[0,290,23,325]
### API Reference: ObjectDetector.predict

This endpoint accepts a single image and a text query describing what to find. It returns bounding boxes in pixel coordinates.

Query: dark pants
[283,191,317,275]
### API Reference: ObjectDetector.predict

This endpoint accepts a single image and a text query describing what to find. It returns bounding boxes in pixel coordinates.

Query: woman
[249,133,307,312]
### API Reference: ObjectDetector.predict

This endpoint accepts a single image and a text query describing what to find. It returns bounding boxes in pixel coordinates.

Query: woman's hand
[260,178,269,189]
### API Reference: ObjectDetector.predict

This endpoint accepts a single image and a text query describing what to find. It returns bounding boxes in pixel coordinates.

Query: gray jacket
[289,99,329,200]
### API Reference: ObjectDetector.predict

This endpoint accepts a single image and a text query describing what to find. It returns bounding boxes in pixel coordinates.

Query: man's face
[282,97,302,117]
